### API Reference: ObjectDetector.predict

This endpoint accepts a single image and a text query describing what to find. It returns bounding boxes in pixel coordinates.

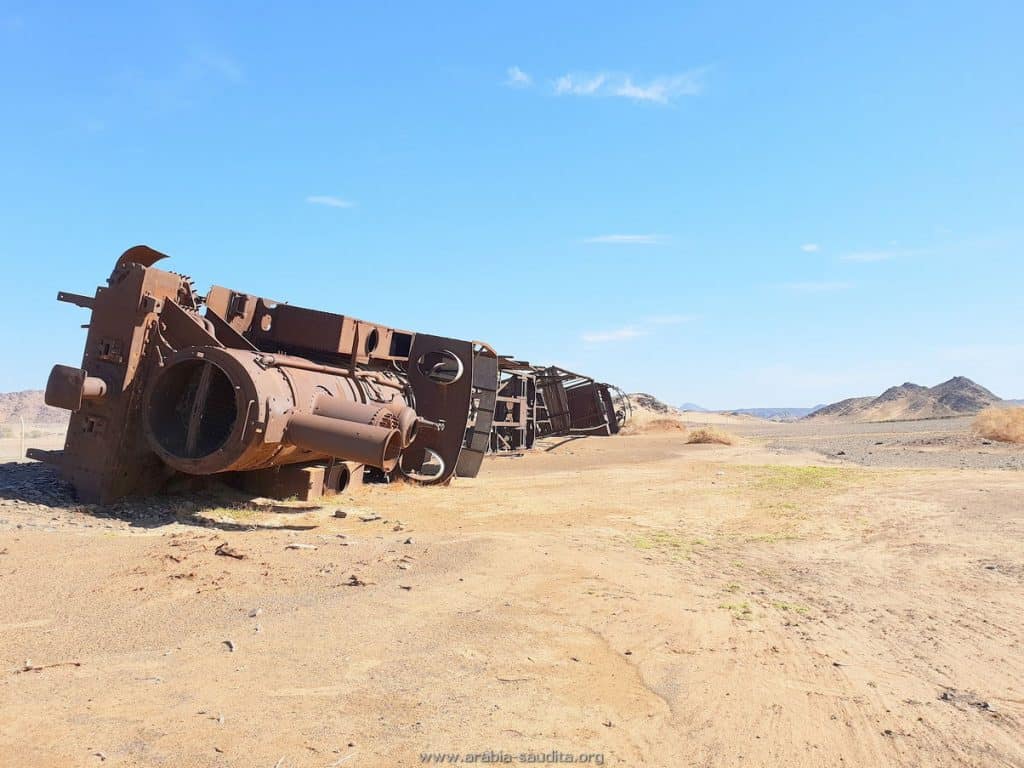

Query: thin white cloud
[582,314,695,345]
[554,68,706,104]
[554,73,607,96]
[840,246,928,263]
[583,234,666,245]
[306,195,355,209]
[187,49,244,83]
[800,243,820,253]
[784,281,853,293]
[612,73,704,103]
[582,326,647,344]
[505,66,532,88]
[116,47,243,112]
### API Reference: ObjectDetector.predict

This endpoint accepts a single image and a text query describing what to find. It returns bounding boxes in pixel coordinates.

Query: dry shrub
[685,427,736,446]
[621,412,688,434]
[640,417,688,433]
[972,407,1024,444]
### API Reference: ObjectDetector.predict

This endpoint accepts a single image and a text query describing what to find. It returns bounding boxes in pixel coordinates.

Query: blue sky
[1,1,1021,408]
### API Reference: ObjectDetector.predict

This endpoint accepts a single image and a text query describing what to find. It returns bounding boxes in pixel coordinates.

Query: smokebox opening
[148,358,238,459]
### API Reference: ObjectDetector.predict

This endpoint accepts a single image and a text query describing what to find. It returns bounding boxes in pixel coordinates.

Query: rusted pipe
[285,413,402,471]
[82,376,107,400]
[255,353,405,391]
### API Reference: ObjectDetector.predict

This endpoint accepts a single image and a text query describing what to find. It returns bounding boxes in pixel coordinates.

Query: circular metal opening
[147,359,238,459]
[328,463,351,493]
[364,328,380,354]
[398,446,446,483]
[416,349,463,385]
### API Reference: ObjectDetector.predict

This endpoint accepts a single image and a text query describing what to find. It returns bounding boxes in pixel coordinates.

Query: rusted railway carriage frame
[489,358,538,453]
[534,366,626,438]
[484,361,631,454]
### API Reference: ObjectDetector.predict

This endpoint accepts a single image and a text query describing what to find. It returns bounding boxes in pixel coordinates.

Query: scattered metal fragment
[17,660,82,673]
[215,543,245,560]
[284,543,317,550]
[346,574,366,586]
[224,640,235,652]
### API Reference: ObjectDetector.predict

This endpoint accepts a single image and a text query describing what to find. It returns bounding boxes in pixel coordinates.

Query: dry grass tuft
[645,417,688,433]
[685,427,736,446]
[973,407,1024,444]
[621,413,688,434]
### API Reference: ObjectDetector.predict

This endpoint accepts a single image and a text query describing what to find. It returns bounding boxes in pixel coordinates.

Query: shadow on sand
[0,461,320,532]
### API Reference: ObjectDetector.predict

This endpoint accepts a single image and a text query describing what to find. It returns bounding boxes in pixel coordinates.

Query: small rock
[346,574,366,586]
[358,514,381,522]
[224,640,236,653]
[248,607,262,618]
[284,543,317,550]
[403,537,413,545]
[333,509,347,518]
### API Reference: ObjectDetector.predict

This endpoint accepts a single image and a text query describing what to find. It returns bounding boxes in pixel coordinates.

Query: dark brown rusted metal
[35,246,629,504]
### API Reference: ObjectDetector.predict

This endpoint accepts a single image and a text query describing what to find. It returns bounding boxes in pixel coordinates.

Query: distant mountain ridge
[729,406,825,422]
[0,390,69,425]
[807,376,1001,422]
[678,404,825,421]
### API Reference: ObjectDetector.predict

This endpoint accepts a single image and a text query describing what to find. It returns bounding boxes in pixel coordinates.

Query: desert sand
[1,421,1022,767]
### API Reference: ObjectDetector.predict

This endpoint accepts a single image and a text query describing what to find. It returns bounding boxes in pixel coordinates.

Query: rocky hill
[0,390,69,426]
[807,377,1001,422]
[629,393,681,415]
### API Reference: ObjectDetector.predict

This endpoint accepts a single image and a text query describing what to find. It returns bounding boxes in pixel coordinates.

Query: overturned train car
[487,359,631,453]
[33,246,628,504]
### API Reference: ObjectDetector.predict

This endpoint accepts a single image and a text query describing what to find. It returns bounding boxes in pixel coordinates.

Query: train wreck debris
[31,246,630,504]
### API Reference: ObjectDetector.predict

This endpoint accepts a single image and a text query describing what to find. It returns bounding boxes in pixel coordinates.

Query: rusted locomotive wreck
[488,359,630,453]
[32,247,629,504]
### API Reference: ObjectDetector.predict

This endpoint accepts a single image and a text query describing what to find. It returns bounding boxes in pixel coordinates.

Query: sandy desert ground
[1,418,1022,767]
